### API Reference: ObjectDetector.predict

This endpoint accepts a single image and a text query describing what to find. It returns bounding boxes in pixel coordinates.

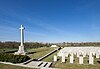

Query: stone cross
[19,25,25,46]
[15,25,27,55]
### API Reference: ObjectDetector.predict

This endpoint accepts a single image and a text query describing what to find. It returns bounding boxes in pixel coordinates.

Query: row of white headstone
[54,52,99,64]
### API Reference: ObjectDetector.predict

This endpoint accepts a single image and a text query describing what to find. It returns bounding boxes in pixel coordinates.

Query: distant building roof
[51,45,57,47]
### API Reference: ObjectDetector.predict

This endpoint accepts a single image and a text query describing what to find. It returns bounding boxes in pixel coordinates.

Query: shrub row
[0,53,30,63]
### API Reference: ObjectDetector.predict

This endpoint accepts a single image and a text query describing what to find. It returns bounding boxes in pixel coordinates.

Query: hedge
[0,53,30,63]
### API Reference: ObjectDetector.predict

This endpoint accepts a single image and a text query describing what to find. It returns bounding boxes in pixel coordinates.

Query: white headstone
[77,52,80,57]
[89,57,94,64]
[70,53,74,63]
[65,52,69,57]
[79,56,83,64]
[93,52,95,56]
[54,55,57,62]
[96,52,99,58]
[83,52,86,57]
[62,55,65,62]
[89,52,94,64]
[98,50,100,55]
[74,52,77,55]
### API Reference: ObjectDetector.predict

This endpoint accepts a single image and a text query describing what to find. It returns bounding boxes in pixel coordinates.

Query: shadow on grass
[27,52,36,54]
[65,59,68,61]
[87,60,89,63]
[57,59,60,61]
[97,61,100,64]
[33,59,38,61]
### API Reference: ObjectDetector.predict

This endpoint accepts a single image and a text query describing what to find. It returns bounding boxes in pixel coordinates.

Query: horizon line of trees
[57,42,100,47]
[0,41,100,49]
[0,41,51,49]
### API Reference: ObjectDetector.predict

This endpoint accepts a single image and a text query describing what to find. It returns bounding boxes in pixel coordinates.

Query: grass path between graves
[53,63,100,69]
[42,50,58,62]
[52,56,100,69]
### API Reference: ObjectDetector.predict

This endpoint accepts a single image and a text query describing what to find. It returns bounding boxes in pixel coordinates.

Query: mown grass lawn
[28,47,55,60]
[1,47,100,69]
[0,63,37,69]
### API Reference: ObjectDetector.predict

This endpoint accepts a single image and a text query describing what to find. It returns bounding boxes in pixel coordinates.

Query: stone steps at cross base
[39,62,52,68]
[46,62,52,67]
[40,62,47,67]
[25,61,53,68]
